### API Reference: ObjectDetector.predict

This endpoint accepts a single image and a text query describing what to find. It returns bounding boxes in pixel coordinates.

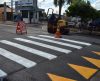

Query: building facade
[15,0,44,23]
[0,4,12,21]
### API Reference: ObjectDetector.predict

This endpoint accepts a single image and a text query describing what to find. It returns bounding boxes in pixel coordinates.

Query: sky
[1,0,100,14]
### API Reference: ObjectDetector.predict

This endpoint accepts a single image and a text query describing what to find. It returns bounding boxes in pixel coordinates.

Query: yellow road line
[68,63,98,79]
[47,73,76,81]
[92,51,100,55]
[82,56,100,68]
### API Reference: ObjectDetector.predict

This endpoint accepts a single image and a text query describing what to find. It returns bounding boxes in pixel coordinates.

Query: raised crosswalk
[0,35,93,80]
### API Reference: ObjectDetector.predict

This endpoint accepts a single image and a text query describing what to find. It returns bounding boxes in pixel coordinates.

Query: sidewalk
[70,27,100,36]
[0,21,45,28]
[0,21,16,25]
[0,21,100,36]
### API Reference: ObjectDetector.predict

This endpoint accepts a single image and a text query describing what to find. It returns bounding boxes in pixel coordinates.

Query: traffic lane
[7,70,36,81]
[90,71,100,81]
[0,25,20,39]
[13,38,79,56]
[22,55,93,81]
[62,35,100,45]
[0,41,48,63]
[8,46,100,81]
[8,45,100,81]
[7,56,88,81]
[73,45,100,60]
[0,55,24,74]
[23,45,100,81]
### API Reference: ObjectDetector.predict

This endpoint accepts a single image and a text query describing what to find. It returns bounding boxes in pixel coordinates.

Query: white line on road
[14,38,71,54]
[0,69,7,79]
[39,35,91,46]
[0,48,37,68]
[0,40,57,60]
[28,36,82,49]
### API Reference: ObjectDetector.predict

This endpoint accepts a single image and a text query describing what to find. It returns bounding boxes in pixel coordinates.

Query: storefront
[15,0,44,23]
[0,4,12,21]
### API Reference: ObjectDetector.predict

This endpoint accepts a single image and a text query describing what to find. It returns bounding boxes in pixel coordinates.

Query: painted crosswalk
[14,38,71,54]
[0,35,94,80]
[0,48,37,68]
[28,36,82,49]
[0,40,57,60]
[0,35,92,67]
[39,35,91,46]
[0,69,7,80]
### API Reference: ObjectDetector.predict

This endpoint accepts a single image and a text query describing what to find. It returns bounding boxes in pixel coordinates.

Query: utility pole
[33,0,37,23]
[11,0,13,20]
[4,2,7,22]
[33,0,35,23]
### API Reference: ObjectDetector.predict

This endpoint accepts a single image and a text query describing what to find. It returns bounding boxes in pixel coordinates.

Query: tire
[60,27,70,35]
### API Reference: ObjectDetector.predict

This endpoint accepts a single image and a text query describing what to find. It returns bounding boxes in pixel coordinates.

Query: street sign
[17,0,33,6]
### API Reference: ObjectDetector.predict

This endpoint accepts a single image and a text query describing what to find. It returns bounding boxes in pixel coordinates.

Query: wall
[0,7,12,21]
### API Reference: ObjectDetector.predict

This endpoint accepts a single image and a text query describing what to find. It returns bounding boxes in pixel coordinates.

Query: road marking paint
[68,63,98,79]
[82,56,100,68]
[39,35,91,46]
[92,51,100,55]
[47,73,76,81]
[14,38,71,54]
[0,69,7,78]
[28,36,82,49]
[0,48,37,68]
[0,40,57,60]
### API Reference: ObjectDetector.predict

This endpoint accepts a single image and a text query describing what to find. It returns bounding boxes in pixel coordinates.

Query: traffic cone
[55,27,62,38]
[16,22,22,34]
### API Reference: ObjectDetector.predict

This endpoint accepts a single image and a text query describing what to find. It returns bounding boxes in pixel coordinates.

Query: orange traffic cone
[55,27,62,38]
[16,22,22,34]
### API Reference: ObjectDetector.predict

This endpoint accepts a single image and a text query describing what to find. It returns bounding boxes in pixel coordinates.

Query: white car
[68,22,75,27]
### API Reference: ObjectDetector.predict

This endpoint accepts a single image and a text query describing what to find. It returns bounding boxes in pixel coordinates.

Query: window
[22,10,28,18]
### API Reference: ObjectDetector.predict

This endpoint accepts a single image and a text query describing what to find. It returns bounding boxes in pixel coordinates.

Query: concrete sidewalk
[0,21,45,28]
[0,21,16,25]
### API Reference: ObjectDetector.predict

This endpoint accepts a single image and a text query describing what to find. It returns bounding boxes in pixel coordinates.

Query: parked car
[89,18,100,27]
[68,22,76,27]
[88,18,100,32]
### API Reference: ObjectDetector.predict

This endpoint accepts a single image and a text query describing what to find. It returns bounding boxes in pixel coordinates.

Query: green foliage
[66,0,99,21]
[53,0,72,18]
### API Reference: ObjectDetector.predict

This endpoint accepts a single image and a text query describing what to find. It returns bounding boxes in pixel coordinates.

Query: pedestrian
[76,21,81,32]
[15,13,23,22]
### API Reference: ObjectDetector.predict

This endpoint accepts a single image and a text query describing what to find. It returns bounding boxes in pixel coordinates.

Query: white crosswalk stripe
[0,48,37,68]
[0,40,57,60]
[14,38,71,54]
[39,35,91,46]
[0,69,7,80]
[28,36,82,49]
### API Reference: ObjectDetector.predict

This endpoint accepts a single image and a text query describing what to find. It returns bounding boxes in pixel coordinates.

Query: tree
[67,0,97,22]
[53,0,72,18]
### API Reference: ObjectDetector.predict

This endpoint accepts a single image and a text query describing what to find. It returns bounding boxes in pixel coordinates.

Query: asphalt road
[0,24,100,81]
